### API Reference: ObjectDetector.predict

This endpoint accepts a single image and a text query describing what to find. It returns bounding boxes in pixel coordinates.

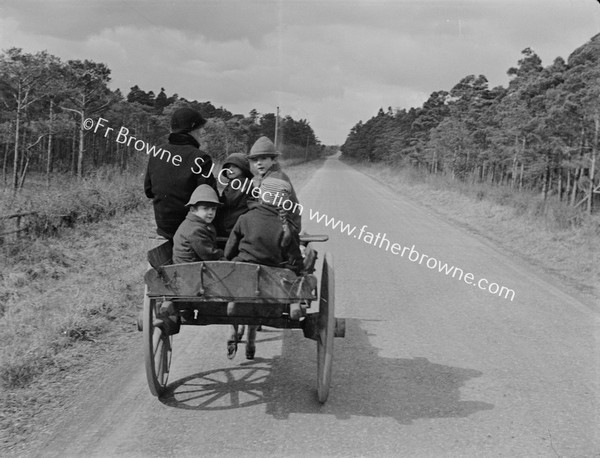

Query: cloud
[0,0,280,43]
[1,0,599,144]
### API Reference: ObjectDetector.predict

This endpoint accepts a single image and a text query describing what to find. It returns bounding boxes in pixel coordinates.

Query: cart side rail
[145,261,317,302]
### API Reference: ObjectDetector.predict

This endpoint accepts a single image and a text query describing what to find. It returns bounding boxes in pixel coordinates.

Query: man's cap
[248,136,280,159]
[185,184,222,207]
[171,107,207,133]
[223,153,253,177]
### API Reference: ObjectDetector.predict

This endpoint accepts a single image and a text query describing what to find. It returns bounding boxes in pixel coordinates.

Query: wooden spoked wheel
[143,285,172,397]
[317,252,335,403]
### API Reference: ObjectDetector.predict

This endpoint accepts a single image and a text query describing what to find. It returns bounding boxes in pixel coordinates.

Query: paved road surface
[31,156,599,456]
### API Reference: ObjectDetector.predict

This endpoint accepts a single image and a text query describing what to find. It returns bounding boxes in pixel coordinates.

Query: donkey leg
[227,324,238,359]
[237,325,245,342]
[245,325,257,360]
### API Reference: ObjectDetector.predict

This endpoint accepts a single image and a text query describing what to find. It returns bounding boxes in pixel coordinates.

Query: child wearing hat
[247,136,302,233]
[172,184,224,264]
[214,153,256,237]
[145,107,217,240]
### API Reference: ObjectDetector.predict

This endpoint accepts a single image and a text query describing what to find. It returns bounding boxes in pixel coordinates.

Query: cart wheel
[143,285,172,397]
[317,252,335,403]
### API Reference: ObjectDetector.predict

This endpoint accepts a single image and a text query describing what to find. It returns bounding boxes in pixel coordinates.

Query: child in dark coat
[215,153,255,237]
[172,185,224,264]
[247,136,302,233]
[224,177,303,273]
[159,184,223,334]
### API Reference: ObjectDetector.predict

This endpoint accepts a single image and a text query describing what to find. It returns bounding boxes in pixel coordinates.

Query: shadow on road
[160,319,493,423]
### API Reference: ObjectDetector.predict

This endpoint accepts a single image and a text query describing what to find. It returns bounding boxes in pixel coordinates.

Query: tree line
[341,34,600,214]
[0,48,322,190]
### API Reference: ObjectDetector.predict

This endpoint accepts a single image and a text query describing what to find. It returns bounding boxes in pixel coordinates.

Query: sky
[0,0,599,145]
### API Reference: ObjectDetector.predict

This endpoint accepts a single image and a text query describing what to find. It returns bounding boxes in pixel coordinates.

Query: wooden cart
[138,235,345,403]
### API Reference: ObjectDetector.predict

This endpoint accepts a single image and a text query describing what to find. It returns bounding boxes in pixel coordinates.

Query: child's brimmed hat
[248,136,280,159]
[185,184,222,207]
[223,153,253,178]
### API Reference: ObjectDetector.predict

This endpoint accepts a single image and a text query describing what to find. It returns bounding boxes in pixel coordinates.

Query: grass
[343,158,600,304]
[0,209,151,448]
[0,158,325,450]
[0,168,148,243]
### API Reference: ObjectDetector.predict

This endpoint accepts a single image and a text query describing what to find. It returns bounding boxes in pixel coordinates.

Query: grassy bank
[0,168,148,243]
[342,158,600,305]
[0,158,324,449]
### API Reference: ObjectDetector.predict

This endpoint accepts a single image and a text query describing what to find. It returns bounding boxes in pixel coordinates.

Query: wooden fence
[0,212,39,241]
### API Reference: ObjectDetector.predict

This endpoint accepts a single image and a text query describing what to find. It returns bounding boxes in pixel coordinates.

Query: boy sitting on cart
[224,176,304,360]
[247,136,302,238]
[172,185,224,264]
[159,185,224,329]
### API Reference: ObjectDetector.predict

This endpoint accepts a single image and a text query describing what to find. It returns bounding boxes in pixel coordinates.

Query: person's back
[144,107,217,240]
[224,177,302,273]
[224,202,293,269]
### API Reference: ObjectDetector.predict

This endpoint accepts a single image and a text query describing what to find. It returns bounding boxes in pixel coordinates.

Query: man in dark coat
[144,107,217,240]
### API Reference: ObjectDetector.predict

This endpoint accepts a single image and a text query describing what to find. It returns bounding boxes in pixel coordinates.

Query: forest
[0,48,322,190]
[341,34,600,214]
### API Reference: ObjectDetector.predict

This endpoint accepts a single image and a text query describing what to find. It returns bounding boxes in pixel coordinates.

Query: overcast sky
[1,0,599,145]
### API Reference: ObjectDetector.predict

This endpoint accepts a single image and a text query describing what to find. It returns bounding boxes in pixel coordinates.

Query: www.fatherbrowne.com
[307,208,516,302]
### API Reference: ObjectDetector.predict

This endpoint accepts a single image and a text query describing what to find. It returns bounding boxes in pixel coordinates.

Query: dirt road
[26,156,599,456]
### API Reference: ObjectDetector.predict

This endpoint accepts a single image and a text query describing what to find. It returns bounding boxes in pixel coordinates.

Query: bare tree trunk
[519,162,524,190]
[541,156,550,200]
[117,141,123,171]
[77,114,84,179]
[18,154,30,190]
[557,167,563,201]
[588,116,598,214]
[46,99,54,187]
[12,102,21,190]
[19,134,44,190]
[570,167,581,206]
[2,135,10,185]
[511,136,518,188]
[19,129,27,180]
[71,126,77,175]
[571,124,586,206]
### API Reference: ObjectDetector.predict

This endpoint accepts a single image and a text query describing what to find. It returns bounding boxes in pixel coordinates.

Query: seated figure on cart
[224,176,304,360]
[172,185,224,264]
[144,107,217,241]
[159,185,224,328]
[214,152,256,238]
